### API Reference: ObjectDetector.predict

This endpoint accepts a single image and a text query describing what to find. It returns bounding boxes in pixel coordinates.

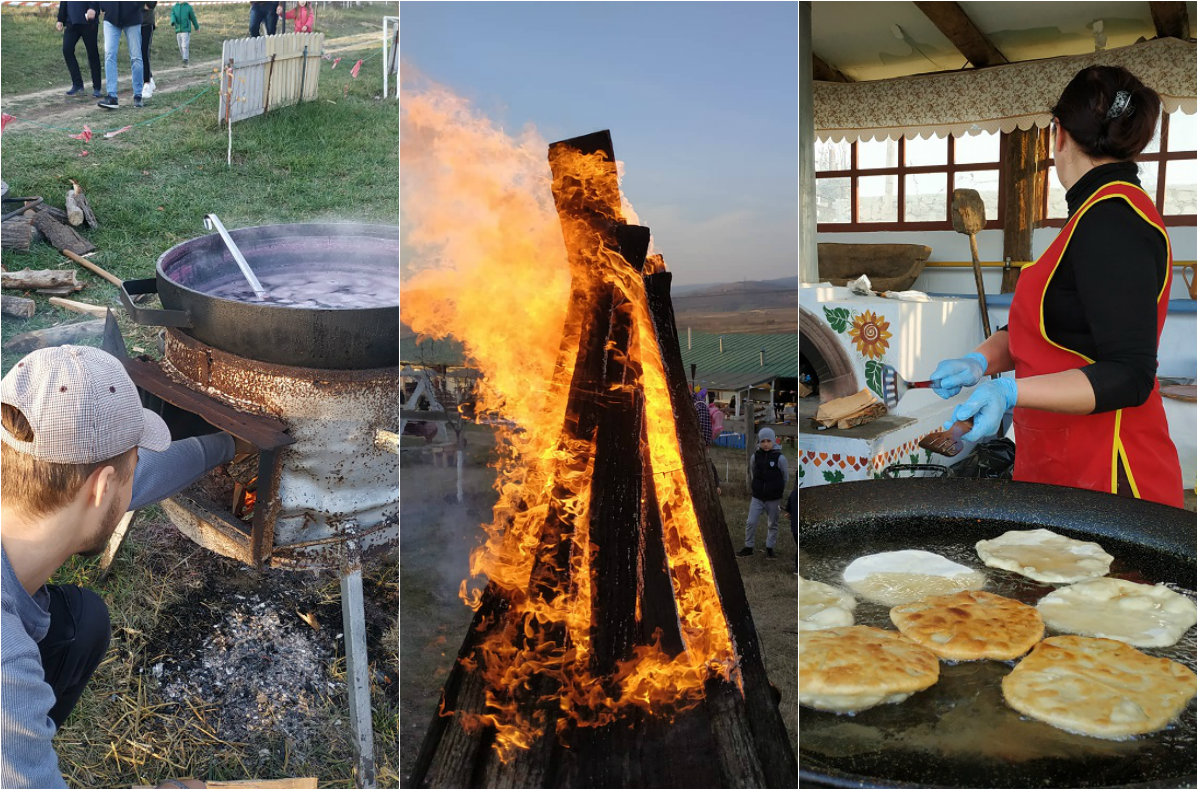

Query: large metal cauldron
[797,478,1196,789]
[120,223,398,370]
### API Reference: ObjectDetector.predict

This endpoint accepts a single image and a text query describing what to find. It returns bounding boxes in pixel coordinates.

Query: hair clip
[1106,90,1133,120]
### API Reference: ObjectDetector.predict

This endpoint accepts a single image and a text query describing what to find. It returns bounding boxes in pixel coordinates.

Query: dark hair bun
[1052,65,1161,160]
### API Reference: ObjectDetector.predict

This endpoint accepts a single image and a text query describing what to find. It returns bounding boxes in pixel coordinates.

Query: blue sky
[400,1,799,286]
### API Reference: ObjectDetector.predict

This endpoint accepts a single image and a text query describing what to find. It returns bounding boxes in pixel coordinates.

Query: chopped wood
[49,296,110,318]
[32,210,94,255]
[1,295,36,319]
[65,190,84,226]
[3,319,105,353]
[1,218,32,252]
[35,285,83,296]
[69,179,98,227]
[33,204,68,224]
[2,268,82,291]
[812,387,885,429]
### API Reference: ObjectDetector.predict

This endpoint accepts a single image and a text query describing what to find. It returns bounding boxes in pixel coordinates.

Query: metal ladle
[204,213,267,300]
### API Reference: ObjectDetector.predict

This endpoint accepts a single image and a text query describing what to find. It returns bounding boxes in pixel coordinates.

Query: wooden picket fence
[218,33,325,124]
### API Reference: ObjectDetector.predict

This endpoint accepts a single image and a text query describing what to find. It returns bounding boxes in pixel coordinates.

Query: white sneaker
[143,80,154,99]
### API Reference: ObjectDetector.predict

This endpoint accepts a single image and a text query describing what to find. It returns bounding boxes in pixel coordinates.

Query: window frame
[1038,111,1197,228]
[815,134,1006,232]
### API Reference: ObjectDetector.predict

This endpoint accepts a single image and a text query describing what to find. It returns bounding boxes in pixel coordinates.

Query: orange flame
[402,81,736,762]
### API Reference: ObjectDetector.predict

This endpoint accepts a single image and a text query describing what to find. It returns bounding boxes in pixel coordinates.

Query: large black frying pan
[797,478,1196,788]
[120,223,399,370]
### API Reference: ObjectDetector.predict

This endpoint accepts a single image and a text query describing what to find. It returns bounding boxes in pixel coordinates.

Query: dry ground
[398,424,798,783]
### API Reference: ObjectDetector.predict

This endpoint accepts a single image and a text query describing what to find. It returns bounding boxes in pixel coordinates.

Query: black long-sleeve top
[1041,161,1168,414]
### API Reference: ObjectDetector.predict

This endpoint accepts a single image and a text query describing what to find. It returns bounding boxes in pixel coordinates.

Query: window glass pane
[816,177,852,223]
[1138,161,1160,209]
[953,170,1000,222]
[1164,159,1197,216]
[858,175,898,222]
[905,134,948,167]
[1168,110,1197,152]
[858,138,899,169]
[954,129,1000,164]
[1142,113,1163,154]
[815,139,852,173]
[905,173,946,222]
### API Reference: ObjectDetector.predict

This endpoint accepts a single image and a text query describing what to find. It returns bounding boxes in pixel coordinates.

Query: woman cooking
[930,65,1183,508]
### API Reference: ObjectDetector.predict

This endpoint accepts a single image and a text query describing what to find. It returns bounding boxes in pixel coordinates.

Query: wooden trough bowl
[817,243,933,291]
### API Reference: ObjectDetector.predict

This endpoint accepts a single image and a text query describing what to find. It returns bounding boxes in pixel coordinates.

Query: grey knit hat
[1,345,171,464]
[757,427,775,443]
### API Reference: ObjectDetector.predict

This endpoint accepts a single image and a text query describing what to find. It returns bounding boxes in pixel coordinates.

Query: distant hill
[670,276,798,334]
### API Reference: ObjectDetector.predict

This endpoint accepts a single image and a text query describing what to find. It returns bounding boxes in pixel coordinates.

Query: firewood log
[2,319,105,353]
[1,268,82,291]
[1,218,32,253]
[1,295,36,319]
[31,210,94,255]
[65,190,84,226]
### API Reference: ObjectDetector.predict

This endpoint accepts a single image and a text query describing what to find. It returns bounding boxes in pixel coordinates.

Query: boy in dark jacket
[56,2,101,97]
[737,427,788,559]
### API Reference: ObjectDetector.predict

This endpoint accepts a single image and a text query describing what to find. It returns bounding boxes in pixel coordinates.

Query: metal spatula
[880,363,934,409]
[919,419,974,457]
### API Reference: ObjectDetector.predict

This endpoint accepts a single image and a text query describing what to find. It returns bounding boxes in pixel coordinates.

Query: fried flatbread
[1001,635,1197,739]
[798,577,856,631]
[1037,577,1197,648]
[842,549,985,606]
[976,528,1112,584]
[890,589,1044,661]
[797,625,940,713]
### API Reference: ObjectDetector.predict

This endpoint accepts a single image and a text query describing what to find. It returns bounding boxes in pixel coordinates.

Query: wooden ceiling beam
[813,53,852,83]
[1149,2,1191,39]
[913,1,1008,67]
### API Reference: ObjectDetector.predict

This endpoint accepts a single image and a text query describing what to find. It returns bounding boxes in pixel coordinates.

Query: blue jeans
[102,20,143,97]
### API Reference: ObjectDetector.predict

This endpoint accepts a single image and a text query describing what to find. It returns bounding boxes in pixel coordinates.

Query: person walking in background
[139,2,157,100]
[278,0,314,33]
[93,2,143,109]
[737,427,788,560]
[56,1,102,98]
[248,1,277,37]
[169,0,199,65]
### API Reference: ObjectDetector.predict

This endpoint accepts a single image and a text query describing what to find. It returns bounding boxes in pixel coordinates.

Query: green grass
[0,6,398,373]
[0,2,397,97]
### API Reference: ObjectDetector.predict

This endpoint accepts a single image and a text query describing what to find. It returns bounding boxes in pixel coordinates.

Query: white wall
[817,227,1197,299]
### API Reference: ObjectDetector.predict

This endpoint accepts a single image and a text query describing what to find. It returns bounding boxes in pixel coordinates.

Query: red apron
[1008,181,1183,507]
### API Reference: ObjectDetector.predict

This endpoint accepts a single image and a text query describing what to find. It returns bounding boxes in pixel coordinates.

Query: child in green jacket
[170,1,199,64]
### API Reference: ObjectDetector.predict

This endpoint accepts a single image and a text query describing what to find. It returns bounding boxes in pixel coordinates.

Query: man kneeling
[1,345,232,788]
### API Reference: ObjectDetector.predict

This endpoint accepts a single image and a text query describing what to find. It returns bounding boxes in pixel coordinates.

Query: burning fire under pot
[112,223,399,788]
[408,133,796,787]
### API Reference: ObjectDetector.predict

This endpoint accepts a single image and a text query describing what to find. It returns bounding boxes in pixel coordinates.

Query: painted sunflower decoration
[848,310,891,360]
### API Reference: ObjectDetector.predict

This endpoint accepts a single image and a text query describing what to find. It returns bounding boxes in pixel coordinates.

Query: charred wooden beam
[914,1,1008,67]
[1149,2,1191,39]
[812,53,852,82]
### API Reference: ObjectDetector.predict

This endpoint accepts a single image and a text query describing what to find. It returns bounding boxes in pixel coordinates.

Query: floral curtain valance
[815,37,1196,143]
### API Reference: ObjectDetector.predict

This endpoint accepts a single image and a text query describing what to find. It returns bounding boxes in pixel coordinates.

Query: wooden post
[1001,127,1042,293]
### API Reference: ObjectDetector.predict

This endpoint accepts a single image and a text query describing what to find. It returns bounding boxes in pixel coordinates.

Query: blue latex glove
[929,352,988,398]
[944,377,1019,442]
